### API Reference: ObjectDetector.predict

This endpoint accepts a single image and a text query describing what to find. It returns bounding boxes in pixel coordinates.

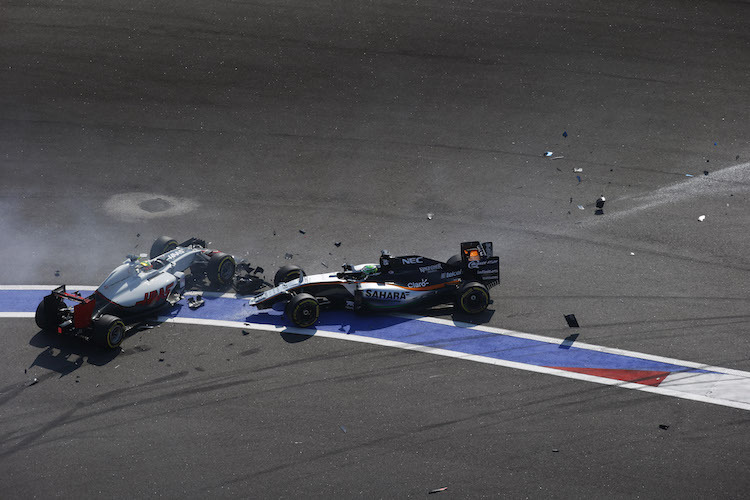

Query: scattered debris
[340,425,347,433]
[737,155,741,160]
[242,330,250,336]
[552,156,564,160]
[685,174,694,177]
[321,262,328,268]
[544,151,554,157]
[136,233,140,237]
[564,314,580,328]
[552,448,559,453]
[573,167,583,172]
[26,378,39,387]
[704,170,709,176]
[576,175,582,183]
[562,131,568,138]
[595,196,606,215]
[299,229,306,234]
[159,358,164,362]
[273,230,276,236]
[577,205,585,210]
[188,294,205,309]
[54,270,60,277]
[659,424,670,430]
[630,252,635,256]
[334,241,342,247]
[427,213,434,220]
[284,253,294,260]
[429,487,448,494]
[698,215,706,222]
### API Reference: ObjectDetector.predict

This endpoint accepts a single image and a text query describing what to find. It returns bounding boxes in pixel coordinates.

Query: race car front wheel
[92,315,125,349]
[455,282,490,315]
[150,236,178,259]
[274,265,305,286]
[207,252,236,286]
[286,293,319,328]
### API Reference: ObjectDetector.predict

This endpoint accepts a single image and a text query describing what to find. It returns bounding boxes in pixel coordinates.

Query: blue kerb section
[3,290,710,374]
[0,290,53,311]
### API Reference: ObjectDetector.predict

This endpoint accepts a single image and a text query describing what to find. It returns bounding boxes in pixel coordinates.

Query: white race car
[34,236,236,349]
[248,241,500,328]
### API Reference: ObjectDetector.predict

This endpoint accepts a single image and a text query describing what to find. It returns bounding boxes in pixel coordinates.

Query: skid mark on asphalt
[583,162,750,226]
[2,287,750,411]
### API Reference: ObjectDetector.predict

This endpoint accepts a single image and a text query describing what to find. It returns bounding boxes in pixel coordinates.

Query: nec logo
[136,283,174,307]
[401,257,423,265]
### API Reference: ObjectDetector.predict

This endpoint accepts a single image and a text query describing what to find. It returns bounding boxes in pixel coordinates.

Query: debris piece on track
[698,215,706,222]
[429,487,448,494]
[564,314,580,328]
[188,295,205,309]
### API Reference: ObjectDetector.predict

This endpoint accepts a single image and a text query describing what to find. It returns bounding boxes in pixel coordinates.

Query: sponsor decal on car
[441,270,462,279]
[468,261,480,269]
[478,269,497,275]
[401,257,423,265]
[419,263,442,273]
[407,278,429,288]
[364,290,409,300]
[136,283,174,306]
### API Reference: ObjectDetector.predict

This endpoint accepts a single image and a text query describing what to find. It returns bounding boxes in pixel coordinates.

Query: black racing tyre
[207,252,236,286]
[455,281,490,315]
[446,254,462,269]
[92,315,125,349]
[150,236,179,258]
[35,297,61,332]
[285,293,319,328]
[274,265,305,286]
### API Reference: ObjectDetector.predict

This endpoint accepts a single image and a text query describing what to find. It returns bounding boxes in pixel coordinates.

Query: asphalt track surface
[2,1,750,498]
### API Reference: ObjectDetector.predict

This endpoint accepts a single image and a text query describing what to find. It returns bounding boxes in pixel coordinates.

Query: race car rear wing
[460,241,500,288]
[46,285,96,329]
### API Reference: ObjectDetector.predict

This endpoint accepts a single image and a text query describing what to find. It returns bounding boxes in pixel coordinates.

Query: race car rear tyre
[207,252,236,286]
[446,254,462,270]
[285,293,319,328]
[274,265,305,286]
[455,282,490,315]
[150,236,178,259]
[92,315,125,349]
[35,297,62,332]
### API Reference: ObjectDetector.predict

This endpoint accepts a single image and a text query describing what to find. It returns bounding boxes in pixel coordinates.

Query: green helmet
[361,264,378,275]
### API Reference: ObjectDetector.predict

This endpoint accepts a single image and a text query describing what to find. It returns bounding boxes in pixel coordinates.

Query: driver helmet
[361,264,379,275]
